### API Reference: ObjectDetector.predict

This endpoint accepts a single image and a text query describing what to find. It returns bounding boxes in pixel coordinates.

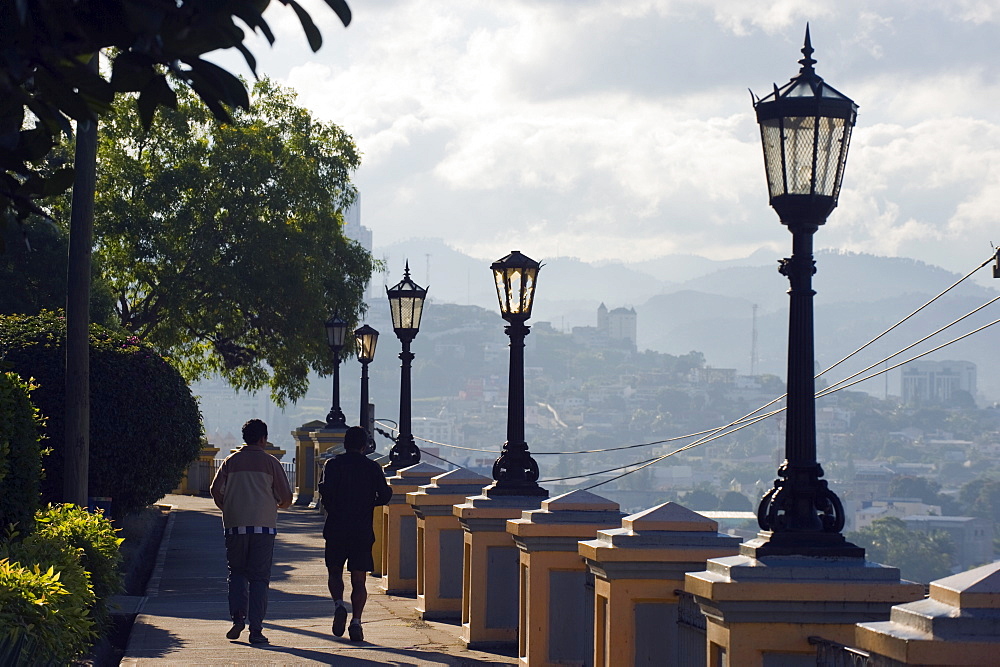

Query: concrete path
[122,495,518,666]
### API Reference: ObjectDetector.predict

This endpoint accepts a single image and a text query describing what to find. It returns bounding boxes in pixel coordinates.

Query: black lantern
[324,313,349,428]
[755,26,857,228]
[355,324,379,453]
[386,263,427,467]
[749,27,862,558]
[492,250,540,321]
[489,251,546,496]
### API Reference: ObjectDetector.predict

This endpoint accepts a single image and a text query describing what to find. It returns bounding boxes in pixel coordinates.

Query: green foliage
[0,311,203,516]
[0,218,116,324]
[92,78,375,404]
[32,504,123,624]
[848,516,955,584]
[0,542,96,663]
[0,0,352,220]
[0,372,44,532]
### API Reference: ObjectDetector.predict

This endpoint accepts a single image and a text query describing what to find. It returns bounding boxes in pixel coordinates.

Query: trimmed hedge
[0,311,203,517]
[0,372,43,532]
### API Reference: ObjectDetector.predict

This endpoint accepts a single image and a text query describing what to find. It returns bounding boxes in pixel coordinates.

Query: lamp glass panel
[327,320,347,348]
[359,332,378,362]
[508,268,525,314]
[760,120,785,199]
[493,268,508,314]
[520,268,537,315]
[410,296,424,330]
[389,298,403,330]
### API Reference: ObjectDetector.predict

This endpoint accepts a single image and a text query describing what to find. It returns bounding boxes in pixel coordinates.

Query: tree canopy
[847,517,954,584]
[0,0,351,221]
[82,78,374,403]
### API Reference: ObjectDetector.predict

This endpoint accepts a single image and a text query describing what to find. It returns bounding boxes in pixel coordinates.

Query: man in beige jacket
[211,419,293,645]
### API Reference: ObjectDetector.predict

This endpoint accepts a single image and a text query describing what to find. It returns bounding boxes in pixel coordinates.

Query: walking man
[319,425,392,642]
[210,419,293,645]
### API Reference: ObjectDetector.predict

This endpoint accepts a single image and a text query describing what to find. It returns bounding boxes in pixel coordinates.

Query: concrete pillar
[173,444,219,495]
[854,560,1000,665]
[507,490,625,667]
[311,426,348,510]
[407,468,491,620]
[369,454,391,578]
[578,502,741,667]
[381,462,444,594]
[454,485,547,649]
[684,535,924,666]
[290,420,326,506]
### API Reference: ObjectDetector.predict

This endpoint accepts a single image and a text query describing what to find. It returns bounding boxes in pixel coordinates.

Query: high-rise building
[900,359,976,405]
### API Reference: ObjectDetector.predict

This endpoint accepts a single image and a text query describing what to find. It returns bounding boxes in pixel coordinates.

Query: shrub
[0,311,203,517]
[0,372,44,532]
[0,545,95,663]
[32,504,123,624]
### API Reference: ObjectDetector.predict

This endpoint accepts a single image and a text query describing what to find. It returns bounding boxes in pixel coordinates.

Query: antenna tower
[750,303,759,376]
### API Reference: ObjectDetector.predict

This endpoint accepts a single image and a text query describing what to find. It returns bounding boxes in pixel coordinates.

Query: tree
[847,517,954,584]
[0,218,115,324]
[681,487,719,511]
[86,79,374,403]
[719,491,753,512]
[0,0,351,221]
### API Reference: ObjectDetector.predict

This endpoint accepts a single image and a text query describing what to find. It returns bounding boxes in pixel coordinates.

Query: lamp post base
[483,481,549,498]
[740,530,865,559]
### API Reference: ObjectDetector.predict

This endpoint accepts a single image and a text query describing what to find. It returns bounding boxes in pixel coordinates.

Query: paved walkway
[122,495,518,666]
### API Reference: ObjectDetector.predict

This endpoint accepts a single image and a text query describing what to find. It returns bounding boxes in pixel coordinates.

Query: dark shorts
[325,534,375,573]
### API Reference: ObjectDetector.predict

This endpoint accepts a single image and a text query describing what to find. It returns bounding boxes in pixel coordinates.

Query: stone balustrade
[380,462,445,594]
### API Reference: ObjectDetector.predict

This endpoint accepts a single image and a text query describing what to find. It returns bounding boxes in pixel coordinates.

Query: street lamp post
[355,324,379,453]
[750,27,862,557]
[490,250,546,496]
[386,262,427,468]
[324,313,349,429]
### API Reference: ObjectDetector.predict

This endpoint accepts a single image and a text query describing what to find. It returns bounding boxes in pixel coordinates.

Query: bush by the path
[0,372,44,532]
[0,311,203,517]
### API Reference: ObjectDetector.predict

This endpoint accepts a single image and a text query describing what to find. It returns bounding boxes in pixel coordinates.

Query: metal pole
[389,338,420,467]
[327,348,346,427]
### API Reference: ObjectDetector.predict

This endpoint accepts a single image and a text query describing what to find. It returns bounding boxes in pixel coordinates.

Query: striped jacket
[210,444,293,534]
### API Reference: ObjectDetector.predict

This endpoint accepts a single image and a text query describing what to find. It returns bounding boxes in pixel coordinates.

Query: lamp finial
[799,24,816,74]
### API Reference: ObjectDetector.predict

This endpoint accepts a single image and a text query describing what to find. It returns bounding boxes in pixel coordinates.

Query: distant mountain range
[375,238,1000,401]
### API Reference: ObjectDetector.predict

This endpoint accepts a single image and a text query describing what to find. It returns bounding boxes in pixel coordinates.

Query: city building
[900,359,977,405]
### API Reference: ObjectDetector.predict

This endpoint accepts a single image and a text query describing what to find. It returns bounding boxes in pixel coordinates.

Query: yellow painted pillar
[684,534,924,666]
[381,462,444,594]
[578,502,741,667]
[407,468,491,620]
[854,560,1000,665]
[454,485,547,649]
[369,454,391,577]
[291,420,326,506]
[312,426,347,510]
[507,490,624,667]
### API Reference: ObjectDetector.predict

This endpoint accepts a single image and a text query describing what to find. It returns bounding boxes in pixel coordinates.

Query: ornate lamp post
[355,324,379,453]
[386,262,427,467]
[324,313,349,429]
[490,250,546,496]
[751,27,862,557]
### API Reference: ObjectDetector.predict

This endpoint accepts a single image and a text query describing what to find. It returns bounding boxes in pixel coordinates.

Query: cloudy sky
[211,0,1000,283]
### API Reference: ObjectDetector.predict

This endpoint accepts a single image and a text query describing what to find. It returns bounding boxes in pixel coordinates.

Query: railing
[810,637,904,667]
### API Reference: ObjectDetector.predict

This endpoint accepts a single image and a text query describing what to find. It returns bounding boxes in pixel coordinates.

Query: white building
[900,359,976,405]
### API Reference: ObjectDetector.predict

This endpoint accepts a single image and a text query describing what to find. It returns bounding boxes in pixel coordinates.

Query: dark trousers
[225,533,275,631]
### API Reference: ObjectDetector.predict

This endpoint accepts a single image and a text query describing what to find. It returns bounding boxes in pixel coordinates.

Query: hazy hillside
[376,239,1000,400]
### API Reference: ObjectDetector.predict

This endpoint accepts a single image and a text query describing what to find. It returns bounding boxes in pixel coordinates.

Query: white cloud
[203,0,1000,278]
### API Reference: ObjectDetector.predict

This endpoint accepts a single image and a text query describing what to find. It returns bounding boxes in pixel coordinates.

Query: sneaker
[332,605,348,637]
[348,622,364,642]
[248,630,269,645]
[226,621,245,640]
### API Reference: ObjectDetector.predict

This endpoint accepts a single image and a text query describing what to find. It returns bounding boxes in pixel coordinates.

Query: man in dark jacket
[319,425,392,642]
